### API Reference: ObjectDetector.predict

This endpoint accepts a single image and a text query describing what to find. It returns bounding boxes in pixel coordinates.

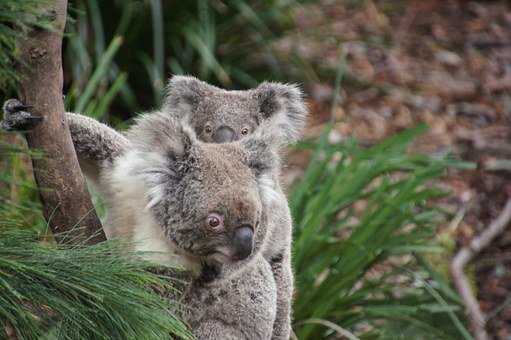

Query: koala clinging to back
[2,75,308,339]
[164,76,307,146]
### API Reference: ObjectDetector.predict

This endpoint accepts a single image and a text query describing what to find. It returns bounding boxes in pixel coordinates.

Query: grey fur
[1,76,308,339]
[103,112,280,339]
[66,113,129,188]
[182,256,277,340]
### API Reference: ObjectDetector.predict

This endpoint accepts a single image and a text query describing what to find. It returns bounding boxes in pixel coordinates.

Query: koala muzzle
[212,125,236,143]
[232,225,254,260]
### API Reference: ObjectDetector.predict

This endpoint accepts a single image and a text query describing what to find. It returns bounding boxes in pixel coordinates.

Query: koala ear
[254,82,308,143]
[125,112,197,209]
[163,75,214,115]
[128,111,196,160]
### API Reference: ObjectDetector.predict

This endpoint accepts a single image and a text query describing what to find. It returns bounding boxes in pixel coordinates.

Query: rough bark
[17,0,105,244]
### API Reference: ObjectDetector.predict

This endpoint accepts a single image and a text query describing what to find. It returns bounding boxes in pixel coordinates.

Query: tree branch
[17,0,105,244]
[450,198,511,340]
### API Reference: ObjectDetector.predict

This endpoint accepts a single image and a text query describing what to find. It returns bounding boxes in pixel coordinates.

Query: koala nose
[212,126,236,143]
[232,225,254,260]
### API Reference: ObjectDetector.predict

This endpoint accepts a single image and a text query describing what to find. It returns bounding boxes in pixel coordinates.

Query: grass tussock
[0,228,193,340]
[291,125,473,339]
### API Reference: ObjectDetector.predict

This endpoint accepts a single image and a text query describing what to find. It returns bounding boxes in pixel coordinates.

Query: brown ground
[278,1,511,338]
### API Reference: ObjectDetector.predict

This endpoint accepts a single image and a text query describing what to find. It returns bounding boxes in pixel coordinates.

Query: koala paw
[1,99,43,132]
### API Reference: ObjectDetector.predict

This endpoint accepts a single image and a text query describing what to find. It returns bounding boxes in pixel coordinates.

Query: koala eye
[241,127,249,135]
[204,124,213,134]
[206,213,224,231]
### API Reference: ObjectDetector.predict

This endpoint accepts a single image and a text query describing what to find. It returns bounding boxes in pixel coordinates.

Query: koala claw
[1,99,43,132]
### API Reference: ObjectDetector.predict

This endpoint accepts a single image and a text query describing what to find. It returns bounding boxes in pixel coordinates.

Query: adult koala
[2,106,282,339]
[2,76,307,339]
[109,111,282,339]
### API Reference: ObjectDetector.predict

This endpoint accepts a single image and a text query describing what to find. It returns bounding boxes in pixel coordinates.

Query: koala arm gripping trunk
[2,102,129,184]
[65,112,130,186]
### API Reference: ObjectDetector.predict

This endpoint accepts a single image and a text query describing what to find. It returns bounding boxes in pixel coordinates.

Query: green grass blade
[74,36,123,113]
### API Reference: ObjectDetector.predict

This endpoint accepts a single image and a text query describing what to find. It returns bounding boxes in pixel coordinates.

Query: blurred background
[2,0,511,339]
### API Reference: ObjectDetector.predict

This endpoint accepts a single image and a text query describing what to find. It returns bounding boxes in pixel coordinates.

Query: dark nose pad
[232,225,254,260]
[212,126,236,143]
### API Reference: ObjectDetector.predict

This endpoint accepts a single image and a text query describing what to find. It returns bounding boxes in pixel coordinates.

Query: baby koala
[2,75,308,339]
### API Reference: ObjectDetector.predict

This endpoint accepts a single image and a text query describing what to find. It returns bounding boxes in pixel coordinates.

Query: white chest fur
[102,151,198,271]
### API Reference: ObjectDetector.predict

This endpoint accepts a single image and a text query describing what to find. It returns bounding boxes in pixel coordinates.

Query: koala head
[162,75,308,145]
[124,112,280,278]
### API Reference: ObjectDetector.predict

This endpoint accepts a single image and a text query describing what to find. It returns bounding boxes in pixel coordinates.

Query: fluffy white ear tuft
[124,112,198,210]
[127,111,196,158]
[253,82,308,143]
[163,75,215,116]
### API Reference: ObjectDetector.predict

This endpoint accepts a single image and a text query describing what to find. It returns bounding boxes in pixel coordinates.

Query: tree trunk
[17,0,105,244]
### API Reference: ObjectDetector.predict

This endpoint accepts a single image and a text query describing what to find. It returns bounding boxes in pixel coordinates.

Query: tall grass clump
[291,125,472,339]
[0,228,193,340]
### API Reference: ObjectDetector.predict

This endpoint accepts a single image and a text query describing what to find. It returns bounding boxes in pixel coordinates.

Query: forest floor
[280,1,511,338]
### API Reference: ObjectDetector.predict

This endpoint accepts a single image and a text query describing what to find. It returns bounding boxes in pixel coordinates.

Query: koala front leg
[270,248,293,340]
[65,112,129,186]
[2,99,129,186]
